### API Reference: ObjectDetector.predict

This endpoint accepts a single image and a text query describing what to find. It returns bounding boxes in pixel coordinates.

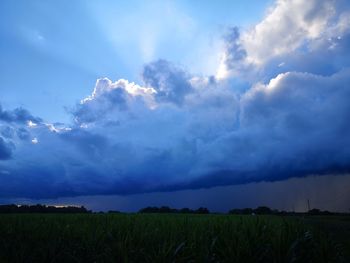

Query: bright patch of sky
[0,0,271,123]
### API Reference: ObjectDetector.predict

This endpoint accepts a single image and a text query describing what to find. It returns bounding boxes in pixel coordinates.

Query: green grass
[301,215,350,261]
[0,213,348,263]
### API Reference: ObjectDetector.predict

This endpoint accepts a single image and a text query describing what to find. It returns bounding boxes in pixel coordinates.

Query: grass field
[0,213,348,263]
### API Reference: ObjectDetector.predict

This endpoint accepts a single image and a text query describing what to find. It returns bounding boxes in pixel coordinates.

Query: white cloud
[242,0,335,65]
[74,77,156,124]
[218,0,350,80]
[27,120,37,128]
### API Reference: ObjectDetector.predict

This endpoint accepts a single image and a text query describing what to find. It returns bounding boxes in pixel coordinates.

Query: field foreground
[0,213,349,263]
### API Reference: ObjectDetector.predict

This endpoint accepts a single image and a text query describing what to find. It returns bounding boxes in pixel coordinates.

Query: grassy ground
[0,213,348,263]
[301,215,350,261]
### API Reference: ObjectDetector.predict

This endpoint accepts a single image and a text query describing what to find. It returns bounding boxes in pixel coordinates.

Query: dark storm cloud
[19,174,350,213]
[59,128,109,159]
[2,65,350,198]
[0,0,350,199]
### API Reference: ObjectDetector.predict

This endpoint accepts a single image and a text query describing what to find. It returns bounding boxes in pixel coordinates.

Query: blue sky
[1,0,350,212]
[0,0,271,122]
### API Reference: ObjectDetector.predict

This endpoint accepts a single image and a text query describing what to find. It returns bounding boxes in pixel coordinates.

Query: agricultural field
[0,213,348,263]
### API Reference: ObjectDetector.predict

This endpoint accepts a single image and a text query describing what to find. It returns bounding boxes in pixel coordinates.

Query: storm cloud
[1,0,350,198]
[0,137,13,160]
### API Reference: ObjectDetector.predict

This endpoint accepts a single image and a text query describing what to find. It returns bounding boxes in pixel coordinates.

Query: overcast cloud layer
[1,0,350,198]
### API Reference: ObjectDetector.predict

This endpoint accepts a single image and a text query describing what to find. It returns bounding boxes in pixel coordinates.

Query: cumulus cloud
[142,59,193,105]
[218,0,350,81]
[1,0,350,199]
[73,78,154,124]
[0,104,42,124]
[0,103,43,160]
[243,0,335,64]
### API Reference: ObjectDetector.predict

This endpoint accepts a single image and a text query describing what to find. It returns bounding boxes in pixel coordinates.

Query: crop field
[0,213,348,263]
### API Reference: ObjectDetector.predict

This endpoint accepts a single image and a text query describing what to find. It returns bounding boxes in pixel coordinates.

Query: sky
[0,0,350,212]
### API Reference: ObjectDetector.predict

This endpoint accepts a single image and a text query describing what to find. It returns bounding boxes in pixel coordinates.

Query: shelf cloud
[1,0,350,198]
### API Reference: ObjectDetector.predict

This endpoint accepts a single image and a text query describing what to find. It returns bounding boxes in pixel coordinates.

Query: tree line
[0,204,347,215]
[0,204,90,213]
[229,207,345,215]
[138,206,344,215]
[138,206,210,214]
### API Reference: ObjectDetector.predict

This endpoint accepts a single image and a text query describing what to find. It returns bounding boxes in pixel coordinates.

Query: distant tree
[108,210,121,214]
[241,208,254,214]
[229,206,343,216]
[159,206,176,213]
[228,208,253,215]
[179,208,192,214]
[228,209,242,214]
[138,206,210,214]
[307,209,333,215]
[195,207,209,214]
[254,206,272,215]
[138,206,158,213]
[0,204,90,213]
[308,209,321,215]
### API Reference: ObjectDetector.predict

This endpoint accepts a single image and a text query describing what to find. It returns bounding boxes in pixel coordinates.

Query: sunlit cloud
[27,120,37,128]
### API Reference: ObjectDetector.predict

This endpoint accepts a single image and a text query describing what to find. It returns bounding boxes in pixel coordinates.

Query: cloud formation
[218,0,350,81]
[1,0,350,198]
[142,59,193,105]
[0,104,42,124]
[0,137,13,160]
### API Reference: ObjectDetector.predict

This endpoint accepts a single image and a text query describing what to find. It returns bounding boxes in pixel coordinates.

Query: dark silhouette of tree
[195,207,210,214]
[255,206,272,215]
[107,210,121,214]
[138,206,160,213]
[307,209,332,215]
[229,208,254,215]
[228,206,343,216]
[138,206,210,214]
[179,208,192,214]
[0,204,90,213]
